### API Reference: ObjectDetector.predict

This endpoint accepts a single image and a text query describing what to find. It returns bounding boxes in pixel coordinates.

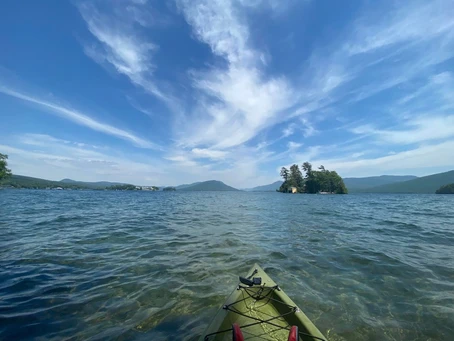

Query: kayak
[200,264,327,341]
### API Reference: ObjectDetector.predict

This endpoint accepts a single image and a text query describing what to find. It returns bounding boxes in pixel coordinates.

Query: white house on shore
[137,186,159,191]
[288,186,298,193]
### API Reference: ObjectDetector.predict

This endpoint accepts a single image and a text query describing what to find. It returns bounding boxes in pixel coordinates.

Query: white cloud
[346,75,407,104]
[300,117,317,137]
[205,146,280,187]
[380,116,454,144]
[0,136,165,184]
[287,141,302,150]
[397,72,454,109]
[351,152,366,158]
[18,133,71,146]
[191,148,228,159]
[18,134,104,151]
[126,95,155,117]
[175,0,296,149]
[3,134,257,187]
[188,67,294,148]
[177,0,253,65]
[304,1,454,110]
[164,154,199,168]
[0,87,159,149]
[4,0,454,186]
[282,123,296,138]
[125,3,172,28]
[345,1,454,56]
[349,124,376,135]
[170,0,454,180]
[313,140,454,177]
[291,145,322,165]
[77,1,170,102]
[280,118,316,141]
[130,0,148,4]
[350,115,454,145]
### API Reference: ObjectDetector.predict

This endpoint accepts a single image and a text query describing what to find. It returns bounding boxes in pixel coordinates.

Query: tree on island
[0,153,12,182]
[435,183,454,194]
[280,167,289,181]
[278,162,347,194]
[106,184,137,190]
[163,187,176,191]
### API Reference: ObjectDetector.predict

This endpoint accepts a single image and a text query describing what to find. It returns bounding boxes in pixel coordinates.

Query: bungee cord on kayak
[204,286,293,340]
[201,265,327,341]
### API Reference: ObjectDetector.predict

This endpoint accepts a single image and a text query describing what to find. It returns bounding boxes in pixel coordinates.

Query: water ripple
[0,190,453,340]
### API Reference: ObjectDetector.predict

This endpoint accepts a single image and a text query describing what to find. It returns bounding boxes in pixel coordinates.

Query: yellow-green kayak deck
[201,264,327,341]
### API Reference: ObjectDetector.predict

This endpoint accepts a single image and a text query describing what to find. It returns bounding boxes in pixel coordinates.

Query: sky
[1,0,454,187]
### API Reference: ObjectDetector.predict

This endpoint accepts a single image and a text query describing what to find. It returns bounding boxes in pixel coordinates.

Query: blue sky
[1,0,454,187]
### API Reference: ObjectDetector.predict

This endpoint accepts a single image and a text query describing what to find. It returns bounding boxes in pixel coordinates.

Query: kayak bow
[200,264,327,341]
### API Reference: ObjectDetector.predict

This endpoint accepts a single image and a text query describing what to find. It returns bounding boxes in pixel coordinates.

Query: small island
[278,162,347,194]
[163,186,176,191]
[435,183,454,194]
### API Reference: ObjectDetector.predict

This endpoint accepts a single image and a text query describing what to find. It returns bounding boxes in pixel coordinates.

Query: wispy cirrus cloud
[280,118,317,141]
[346,71,454,147]
[175,0,297,149]
[2,0,454,186]
[77,1,170,103]
[173,0,454,179]
[178,0,253,64]
[0,87,160,149]
[300,118,318,138]
[297,0,454,113]
[350,115,454,145]
[395,72,454,113]
[282,123,296,138]
[191,148,228,160]
[345,0,454,56]
[0,134,166,183]
[312,140,454,177]
[287,141,302,150]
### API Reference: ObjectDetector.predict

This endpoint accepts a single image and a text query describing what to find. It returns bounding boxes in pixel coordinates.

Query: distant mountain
[60,178,81,183]
[60,178,125,188]
[178,180,239,191]
[2,175,129,190]
[245,181,283,192]
[175,182,202,190]
[361,170,454,193]
[3,175,92,189]
[344,175,418,192]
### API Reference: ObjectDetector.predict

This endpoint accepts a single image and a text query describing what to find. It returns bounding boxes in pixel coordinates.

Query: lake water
[0,190,453,340]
